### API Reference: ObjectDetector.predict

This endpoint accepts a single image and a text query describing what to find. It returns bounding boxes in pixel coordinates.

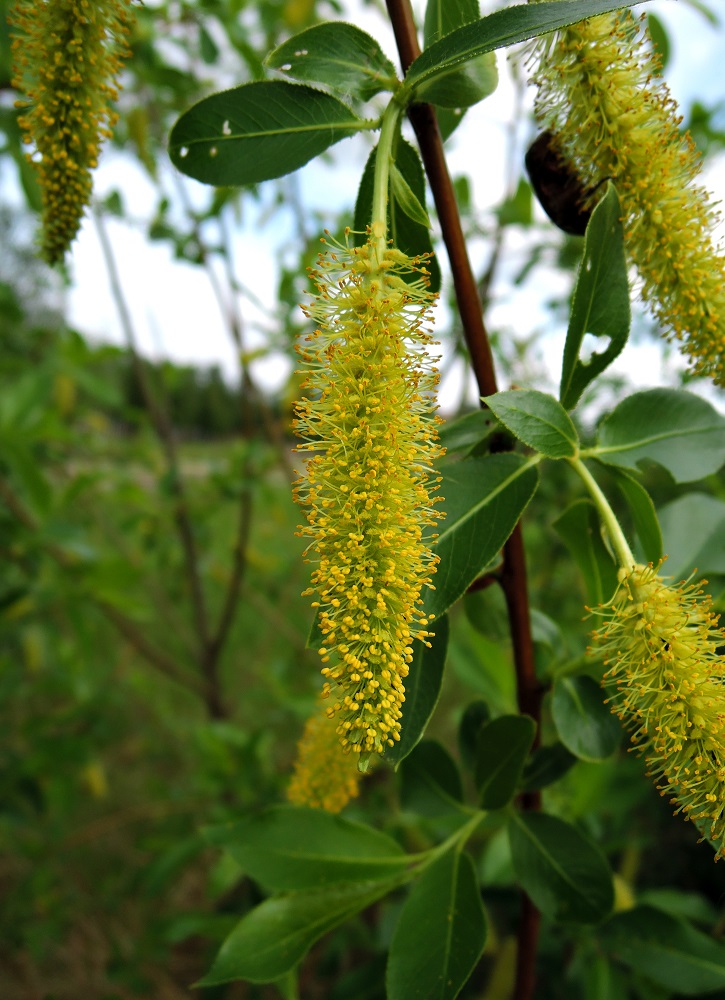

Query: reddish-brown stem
[385,2,541,996]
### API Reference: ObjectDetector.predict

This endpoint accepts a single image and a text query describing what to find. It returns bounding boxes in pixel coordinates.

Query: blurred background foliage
[0,0,725,997]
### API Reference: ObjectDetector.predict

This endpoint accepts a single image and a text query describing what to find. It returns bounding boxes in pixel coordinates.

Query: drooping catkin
[287,696,363,813]
[530,12,725,384]
[10,0,134,264]
[591,563,725,857]
[294,233,443,769]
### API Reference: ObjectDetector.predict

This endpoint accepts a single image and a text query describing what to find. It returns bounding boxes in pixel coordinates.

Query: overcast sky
[10,0,725,411]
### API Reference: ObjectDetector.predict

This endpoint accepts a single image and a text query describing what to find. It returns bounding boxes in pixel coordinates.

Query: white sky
[10,1,725,410]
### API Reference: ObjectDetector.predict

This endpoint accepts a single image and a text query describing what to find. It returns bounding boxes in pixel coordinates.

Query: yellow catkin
[10,0,134,264]
[287,698,363,813]
[591,563,725,858]
[294,233,443,769]
[530,12,725,384]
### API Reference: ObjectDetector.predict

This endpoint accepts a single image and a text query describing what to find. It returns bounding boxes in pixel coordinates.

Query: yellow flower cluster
[530,12,725,384]
[10,0,134,264]
[591,563,725,858]
[294,233,442,768]
[287,697,363,813]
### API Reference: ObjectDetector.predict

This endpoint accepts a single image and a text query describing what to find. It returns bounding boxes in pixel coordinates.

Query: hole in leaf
[280,62,292,71]
[210,146,218,157]
[179,147,188,158]
[294,49,308,56]
[580,332,611,364]
[222,120,231,135]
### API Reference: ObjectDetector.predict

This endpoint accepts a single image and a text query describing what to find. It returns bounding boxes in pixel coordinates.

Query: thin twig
[384,4,542,997]
[92,207,215,667]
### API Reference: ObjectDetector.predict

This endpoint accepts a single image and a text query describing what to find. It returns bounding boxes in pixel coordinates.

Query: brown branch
[384,3,541,997]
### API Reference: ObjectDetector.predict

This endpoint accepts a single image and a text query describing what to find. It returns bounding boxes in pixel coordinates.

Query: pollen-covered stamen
[529,11,725,385]
[294,233,443,767]
[591,562,725,858]
[287,692,363,813]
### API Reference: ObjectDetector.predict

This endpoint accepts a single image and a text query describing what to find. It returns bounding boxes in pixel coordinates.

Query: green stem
[568,456,636,570]
[371,97,405,259]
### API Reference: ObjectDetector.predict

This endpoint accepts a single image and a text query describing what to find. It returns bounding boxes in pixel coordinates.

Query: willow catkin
[294,232,443,768]
[530,12,725,384]
[591,563,725,857]
[10,0,134,264]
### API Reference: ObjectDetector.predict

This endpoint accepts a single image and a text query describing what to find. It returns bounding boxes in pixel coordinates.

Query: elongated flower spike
[591,562,725,858]
[530,11,725,384]
[10,0,134,265]
[294,230,443,771]
[287,694,363,813]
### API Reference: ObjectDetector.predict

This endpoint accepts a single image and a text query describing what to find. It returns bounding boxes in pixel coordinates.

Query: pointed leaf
[560,183,630,409]
[387,616,449,768]
[424,454,539,620]
[475,714,536,809]
[415,52,498,109]
[457,700,491,771]
[438,410,499,457]
[483,389,578,458]
[198,879,397,985]
[265,23,398,101]
[508,811,614,924]
[553,499,618,604]
[390,163,431,227]
[400,740,464,818]
[169,81,363,186]
[551,675,621,762]
[609,466,663,565]
[204,806,409,890]
[387,850,486,1000]
[600,906,725,995]
[593,388,725,483]
[404,0,655,97]
[354,140,441,292]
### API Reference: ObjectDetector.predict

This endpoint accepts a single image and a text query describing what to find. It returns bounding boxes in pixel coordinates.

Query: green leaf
[508,811,614,924]
[657,493,725,580]
[199,23,220,64]
[475,714,536,809]
[386,616,449,768]
[424,0,480,45]
[414,52,498,109]
[265,23,398,102]
[390,164,432,227]
[551,675,621,762]
[438,410,499,457]
[483,389,578,458]
[424,454,539,620]
[387,850,486,1000]
[204,807,410,891]
[457,700,490,771]
[608,466,663,565]
[169,81,363,186]
[353,140,441,293]
[0,438,52,519]
[400,740,464,818]
[593,388,725,483]
[404,0,654,98]
[600,906,725,995]
[553,499,618,604]
[520,742,577,792]
[646,13,670,70]
[559,183,630,410]
[198,879,397,985]
[464,584,510,642]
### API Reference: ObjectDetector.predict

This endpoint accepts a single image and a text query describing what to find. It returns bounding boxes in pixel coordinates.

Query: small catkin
[591,563,725,858]
[530,12,725,384]
[287,697,363,813]
[10,0,134,264]
[294,233,443,770]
